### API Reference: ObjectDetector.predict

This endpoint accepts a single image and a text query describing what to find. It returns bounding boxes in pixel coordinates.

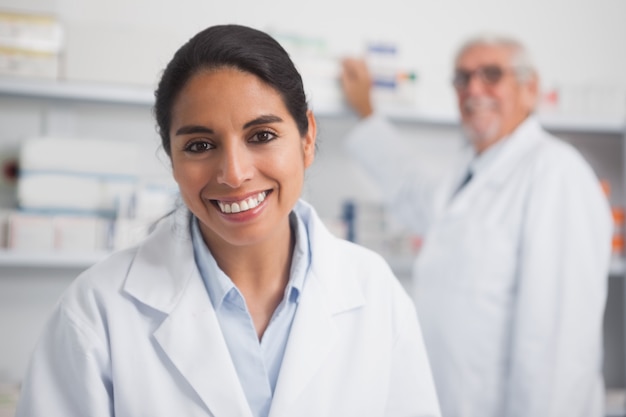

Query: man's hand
[340,58,374,118]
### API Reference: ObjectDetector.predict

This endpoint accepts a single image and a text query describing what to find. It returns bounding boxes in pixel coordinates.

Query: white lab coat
[345,115,613,417]
[16,200,441,417]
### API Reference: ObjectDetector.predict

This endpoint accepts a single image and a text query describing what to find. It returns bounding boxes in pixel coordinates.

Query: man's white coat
[346,115,612,417]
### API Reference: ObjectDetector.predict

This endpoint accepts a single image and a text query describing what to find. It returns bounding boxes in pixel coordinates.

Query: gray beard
[461,118,501,151]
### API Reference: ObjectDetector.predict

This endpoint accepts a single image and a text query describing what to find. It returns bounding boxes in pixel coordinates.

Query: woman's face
[169,67,316,251]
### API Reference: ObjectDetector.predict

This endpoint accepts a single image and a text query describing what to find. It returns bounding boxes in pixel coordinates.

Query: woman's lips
[214,191,268,214]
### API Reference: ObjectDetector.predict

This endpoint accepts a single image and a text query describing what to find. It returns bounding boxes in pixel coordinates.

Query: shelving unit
[0,76,154,106]
[1,250,625,278]
[383,254,626,280]
[0,250,109,268]
[1,78,626,417]
[0,76,625,276]
[1,76,624,132]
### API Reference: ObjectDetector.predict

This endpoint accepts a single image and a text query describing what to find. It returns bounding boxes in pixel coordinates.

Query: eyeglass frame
[452,65,531,90]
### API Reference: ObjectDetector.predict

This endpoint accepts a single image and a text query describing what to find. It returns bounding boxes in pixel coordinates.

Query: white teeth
[217,191,267,214]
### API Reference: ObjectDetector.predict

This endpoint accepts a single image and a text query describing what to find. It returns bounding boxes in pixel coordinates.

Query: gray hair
[454,34,536,83]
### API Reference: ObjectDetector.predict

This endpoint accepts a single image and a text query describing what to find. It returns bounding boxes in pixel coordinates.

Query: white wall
[2,0,626,114]
[1,0,625,388]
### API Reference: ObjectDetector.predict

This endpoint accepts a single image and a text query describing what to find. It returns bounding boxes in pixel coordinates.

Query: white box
[0,49,59,79]
[54,215,108,252]
[0,12,63,53]
[0,11,63,79]
[7,212,54,251]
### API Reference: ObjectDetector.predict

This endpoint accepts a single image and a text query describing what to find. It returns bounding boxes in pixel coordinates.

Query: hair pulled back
[154,24,309,155]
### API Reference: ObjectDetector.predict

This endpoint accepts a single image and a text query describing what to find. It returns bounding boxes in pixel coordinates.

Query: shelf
[0,77,624,134]
[385,254,626,278]
[0,76,155,106]
[380,109,625,134]
[0,250,110,268]
[1,249,624,274]
[537,113,626,134]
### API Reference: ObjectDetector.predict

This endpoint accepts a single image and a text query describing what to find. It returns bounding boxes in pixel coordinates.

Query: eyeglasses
[452,65,519,89]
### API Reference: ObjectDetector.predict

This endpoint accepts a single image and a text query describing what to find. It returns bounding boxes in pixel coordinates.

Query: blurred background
[0,0,625,415]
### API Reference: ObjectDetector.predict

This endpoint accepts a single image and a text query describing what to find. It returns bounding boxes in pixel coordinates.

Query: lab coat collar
[445,115,544,213]
[123,209,195,313]
[268,200,365,417]
[123,209,253,417]
[294,200,365,313]
[122,200,365,417]
[478,115,545,187]
[123,201,363,312]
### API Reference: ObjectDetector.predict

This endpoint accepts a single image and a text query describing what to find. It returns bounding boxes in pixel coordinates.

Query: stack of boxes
[2,137,178,253]
[0,10,63,79]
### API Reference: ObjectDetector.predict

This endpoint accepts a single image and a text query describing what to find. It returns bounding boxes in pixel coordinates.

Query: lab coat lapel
[269,270,338,416]
[447,116,544,213]
[123,210,252,417]
[269,201,364,417]
[154,276,252,417]
[479,116,544,188]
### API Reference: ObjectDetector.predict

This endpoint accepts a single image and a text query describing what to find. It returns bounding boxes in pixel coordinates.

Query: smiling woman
[167,68,315,261]
[14,24,441,417]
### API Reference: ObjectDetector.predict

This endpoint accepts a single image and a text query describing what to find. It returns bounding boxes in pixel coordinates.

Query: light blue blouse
[191,211,311,417]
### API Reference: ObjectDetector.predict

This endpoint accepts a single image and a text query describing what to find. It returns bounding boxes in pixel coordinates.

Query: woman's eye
[185,141,213,153]
[250,130,277,143]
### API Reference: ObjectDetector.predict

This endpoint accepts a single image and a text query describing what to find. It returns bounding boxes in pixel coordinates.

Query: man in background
[340,35,612,417]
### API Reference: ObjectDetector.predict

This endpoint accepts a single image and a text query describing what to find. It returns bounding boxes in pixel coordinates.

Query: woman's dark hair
[154,24,309,155]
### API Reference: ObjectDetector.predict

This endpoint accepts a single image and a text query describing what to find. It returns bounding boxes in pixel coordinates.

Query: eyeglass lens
[453,65,504,89]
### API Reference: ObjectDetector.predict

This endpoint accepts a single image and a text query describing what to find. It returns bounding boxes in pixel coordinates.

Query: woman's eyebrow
[243,114,283,129]
[175,125,214,136]
[174,115,283,136]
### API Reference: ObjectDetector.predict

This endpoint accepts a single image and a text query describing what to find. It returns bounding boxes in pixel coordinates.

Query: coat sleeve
[344,114,451,236]
[15,303,113,417]
[384,289,442,417]
[504,147,612,417]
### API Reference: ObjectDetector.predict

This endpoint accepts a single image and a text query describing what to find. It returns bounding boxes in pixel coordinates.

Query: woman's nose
[216,142,253,188]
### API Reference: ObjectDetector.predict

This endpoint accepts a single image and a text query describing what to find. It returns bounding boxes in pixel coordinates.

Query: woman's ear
[303,110,317,168]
